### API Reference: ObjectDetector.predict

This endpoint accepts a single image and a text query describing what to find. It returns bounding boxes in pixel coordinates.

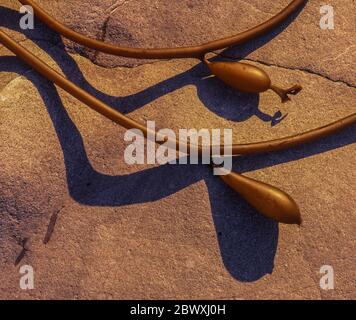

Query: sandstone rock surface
[0,0,355,299]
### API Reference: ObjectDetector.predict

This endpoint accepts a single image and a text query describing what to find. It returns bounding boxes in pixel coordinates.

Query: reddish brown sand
[0,0,355,299]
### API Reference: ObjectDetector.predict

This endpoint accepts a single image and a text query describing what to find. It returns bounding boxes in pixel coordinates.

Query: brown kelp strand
[1,30,355,224]
[19,0,306,59]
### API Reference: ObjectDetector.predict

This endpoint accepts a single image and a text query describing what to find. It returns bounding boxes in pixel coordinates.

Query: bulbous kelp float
[1,0,355,225]
[203,56,302,102]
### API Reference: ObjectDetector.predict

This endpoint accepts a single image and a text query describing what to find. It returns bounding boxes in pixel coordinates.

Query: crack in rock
[243,58,356,89]
[107,0,130,15]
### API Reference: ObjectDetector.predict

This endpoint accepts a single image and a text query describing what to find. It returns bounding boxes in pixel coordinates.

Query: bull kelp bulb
[215,167,302,225]
[204,56,302,103]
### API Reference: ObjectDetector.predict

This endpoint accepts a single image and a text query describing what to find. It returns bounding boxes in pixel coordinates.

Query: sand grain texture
[0,0,355,299]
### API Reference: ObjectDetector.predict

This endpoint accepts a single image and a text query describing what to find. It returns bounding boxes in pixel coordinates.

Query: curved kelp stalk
[19,0,306,101]
[1,30,355,224]
[19,0,306,59]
